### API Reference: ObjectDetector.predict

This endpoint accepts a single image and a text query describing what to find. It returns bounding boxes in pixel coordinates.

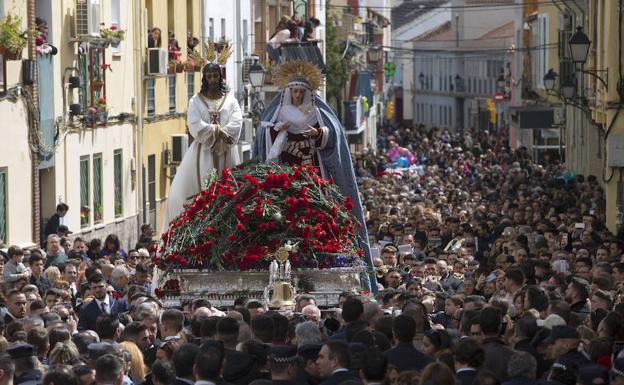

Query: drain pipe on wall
[28,0,41,246]
[135,0,145,233]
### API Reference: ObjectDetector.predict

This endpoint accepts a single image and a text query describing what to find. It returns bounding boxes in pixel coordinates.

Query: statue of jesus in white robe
[164,65,243,228]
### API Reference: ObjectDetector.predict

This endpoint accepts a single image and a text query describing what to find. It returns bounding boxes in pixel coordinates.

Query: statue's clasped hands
[302,125,320,139]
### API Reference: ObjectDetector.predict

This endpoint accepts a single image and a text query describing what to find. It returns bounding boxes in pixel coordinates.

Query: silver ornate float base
[161,267,363,308]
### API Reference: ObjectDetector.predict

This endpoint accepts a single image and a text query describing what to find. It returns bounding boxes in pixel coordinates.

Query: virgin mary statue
[252,60,376,293]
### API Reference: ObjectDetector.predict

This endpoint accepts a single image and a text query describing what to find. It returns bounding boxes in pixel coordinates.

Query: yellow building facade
[585,0,624,233]
[140,0,202,232]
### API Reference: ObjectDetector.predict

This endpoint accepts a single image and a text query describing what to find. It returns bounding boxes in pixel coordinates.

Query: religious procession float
[151,46,373,308]
[152,162,367,308]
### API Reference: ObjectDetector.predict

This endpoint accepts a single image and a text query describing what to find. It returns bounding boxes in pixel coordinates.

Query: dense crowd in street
[0,122,622,385]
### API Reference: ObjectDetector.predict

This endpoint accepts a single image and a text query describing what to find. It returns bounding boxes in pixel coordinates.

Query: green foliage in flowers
[0,14,27,51]
[156,161,363,274]
[100,24,125,40]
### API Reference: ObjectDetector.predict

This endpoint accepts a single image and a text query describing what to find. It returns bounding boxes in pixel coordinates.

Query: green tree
[325,3,348,112]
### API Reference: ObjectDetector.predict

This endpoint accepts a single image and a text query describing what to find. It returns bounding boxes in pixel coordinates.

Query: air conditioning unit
[559,12,572,31]
[171,134,189,164]
[147,48,168,76]
[75,0,101,37]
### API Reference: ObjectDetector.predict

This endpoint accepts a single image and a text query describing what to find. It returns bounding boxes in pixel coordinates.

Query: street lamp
[454,74,463,91]
[248,60,265,88]
[543,69,558,92]
[368,44,382,62]
[497,73,505,90]
[560,78,576,100]
[569,26,591,65]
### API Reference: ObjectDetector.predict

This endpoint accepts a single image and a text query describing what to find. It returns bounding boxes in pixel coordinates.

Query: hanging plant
[0,14,28,60]
[100,24,125,48]
[91,80,104,92]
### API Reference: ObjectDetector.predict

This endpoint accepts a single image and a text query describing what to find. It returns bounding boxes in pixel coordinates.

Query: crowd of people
[0,123,622,385]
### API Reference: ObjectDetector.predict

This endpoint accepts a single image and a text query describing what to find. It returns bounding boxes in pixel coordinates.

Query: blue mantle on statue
[252,92,376,293]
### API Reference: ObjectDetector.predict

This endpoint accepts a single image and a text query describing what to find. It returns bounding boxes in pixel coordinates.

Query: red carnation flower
[344,196,354,211]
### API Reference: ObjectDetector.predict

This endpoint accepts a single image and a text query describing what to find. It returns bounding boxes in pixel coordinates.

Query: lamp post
[560,78,576,100]
[248,60,265,126]
[368,44,382,63]
[454,74,465,128]
[543,69,558,92]
[497,73,505,91]
[248,60,265,89]
[569,26,591,65]
[454,74,463,90]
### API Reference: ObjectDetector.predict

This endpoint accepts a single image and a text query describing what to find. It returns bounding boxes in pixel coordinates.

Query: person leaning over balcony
[148,27,162,48]
[267,18,299,64]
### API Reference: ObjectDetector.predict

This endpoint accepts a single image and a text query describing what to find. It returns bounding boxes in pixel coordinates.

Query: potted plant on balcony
[0,14,27,60]
[85,106,97,126]
[184,58,195,72]
[96,96,108,124]
[168,60,176,74]
[188,50,204,71]
[100,24,125,48]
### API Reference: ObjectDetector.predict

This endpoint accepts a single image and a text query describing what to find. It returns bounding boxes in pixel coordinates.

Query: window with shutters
[114,149,123,218]
[531,14,549,89]
[93,153,103,223]
[146,79,155,116]
[80,156,90,228]
[0,168,6,243]
[147,155,156,227]
[187,73,194,102]
[169,74,176,112]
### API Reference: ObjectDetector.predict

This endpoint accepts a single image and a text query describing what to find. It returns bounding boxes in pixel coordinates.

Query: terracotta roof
[417,21,453,41]
[478,21,515,40]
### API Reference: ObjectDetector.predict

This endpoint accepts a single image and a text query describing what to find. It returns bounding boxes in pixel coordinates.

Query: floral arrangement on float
[153,161,364,279]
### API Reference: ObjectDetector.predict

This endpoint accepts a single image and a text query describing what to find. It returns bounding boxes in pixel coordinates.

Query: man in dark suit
[4,290,27,325]
[174,343,199,385]
[454,338,485,385]
[359,350,387,385]
[480,307,515,382]
[330,297,365,342]
[192,345,225,385]
[78,274,127,331]
[384,315,432,373]
[316,341,361,385]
